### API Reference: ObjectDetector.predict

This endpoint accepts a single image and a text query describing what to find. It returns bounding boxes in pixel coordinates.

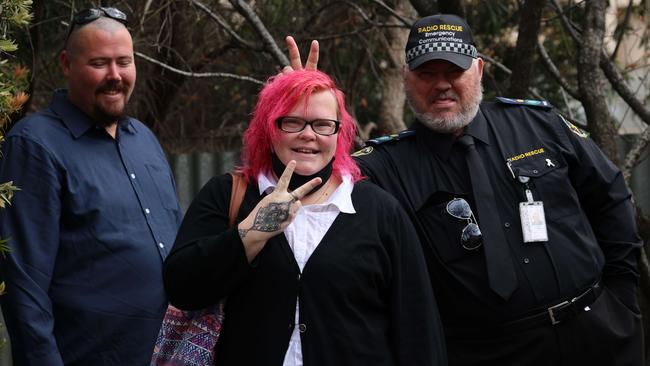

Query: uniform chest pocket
[509,153,579,221]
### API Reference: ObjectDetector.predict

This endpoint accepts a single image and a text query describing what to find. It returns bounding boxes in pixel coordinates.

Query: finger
[276,160,296,192]
[291,200,302,215]
[281,65,294,75]
[289,191,299,202]
[304,40,319,71]
[290,177,322,200]
[286,35,303,70]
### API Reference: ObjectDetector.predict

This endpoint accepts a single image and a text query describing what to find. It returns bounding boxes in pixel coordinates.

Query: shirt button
[158,242,164,248]
[298,323,307,333]
[145,208,151,214]
[130,173,136,179]
[523,258,530,264]
[533,169,539,174]
[504,222,510,228]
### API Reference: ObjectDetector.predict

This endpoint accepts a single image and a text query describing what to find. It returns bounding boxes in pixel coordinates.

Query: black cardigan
[163,174,447,366]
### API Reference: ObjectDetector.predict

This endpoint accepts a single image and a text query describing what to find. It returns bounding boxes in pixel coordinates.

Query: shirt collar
[257,171,356,214]
[463,107,490,145]
[50,89,138,139]
[412,106,491,160]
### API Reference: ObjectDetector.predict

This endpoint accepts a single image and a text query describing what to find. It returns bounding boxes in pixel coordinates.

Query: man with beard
[0,8,182,365]
[288,13,644,365]
[354,14,644,366]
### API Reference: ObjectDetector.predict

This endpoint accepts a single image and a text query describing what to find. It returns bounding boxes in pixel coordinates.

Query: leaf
[0,39,18,52]
[0,181,20,207]
[0,237,11,257]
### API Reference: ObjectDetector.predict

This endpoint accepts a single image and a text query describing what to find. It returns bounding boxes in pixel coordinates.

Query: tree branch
[536,39,580,99]
[308,1,404,29]
[188,0,260,50]
[135,51,264,84]
[140,0,154,31]
[550,0,582,43]
[371,0,413,27]
[507,0,546,97]
[623,126,650,183]
[577,0,619,163]
[227,0,289,66]
[551,0,650,126]
[479,53,545,100]
[610,0,635,61]
[600,57,650,126]
[407,0,437,16]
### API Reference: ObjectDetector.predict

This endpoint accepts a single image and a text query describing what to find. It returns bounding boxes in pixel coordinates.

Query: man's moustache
[96,83,127,94]
[431,91,458,102]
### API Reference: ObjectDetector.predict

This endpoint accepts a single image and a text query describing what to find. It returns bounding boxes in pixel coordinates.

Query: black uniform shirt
[355,101,642,327]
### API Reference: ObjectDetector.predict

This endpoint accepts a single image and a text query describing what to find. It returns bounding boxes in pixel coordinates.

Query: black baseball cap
[405,14,478,70]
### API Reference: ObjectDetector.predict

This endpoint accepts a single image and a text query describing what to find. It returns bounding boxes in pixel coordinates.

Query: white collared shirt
[257,172,356,366]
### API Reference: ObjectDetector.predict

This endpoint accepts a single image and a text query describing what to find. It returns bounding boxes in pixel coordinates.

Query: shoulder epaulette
[496,97,553,110]
[366,129,416,146]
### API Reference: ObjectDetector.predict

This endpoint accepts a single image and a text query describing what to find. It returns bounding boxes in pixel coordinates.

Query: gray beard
[408,86,483,134]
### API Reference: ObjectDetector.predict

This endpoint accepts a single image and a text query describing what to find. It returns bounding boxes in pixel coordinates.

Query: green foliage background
[0,0,32,352]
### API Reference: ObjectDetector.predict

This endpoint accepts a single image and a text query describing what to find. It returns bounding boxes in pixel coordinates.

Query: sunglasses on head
[446,198,483,250]
[64,7,128,47]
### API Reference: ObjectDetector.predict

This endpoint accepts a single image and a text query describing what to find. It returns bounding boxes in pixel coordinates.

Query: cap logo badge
[405,15,477,70]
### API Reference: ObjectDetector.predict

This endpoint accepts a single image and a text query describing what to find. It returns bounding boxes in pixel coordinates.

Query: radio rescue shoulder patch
[352,146,374,157]
[559,114,589,138]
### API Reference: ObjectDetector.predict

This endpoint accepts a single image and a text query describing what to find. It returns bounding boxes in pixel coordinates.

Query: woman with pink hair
[163,70,445,365]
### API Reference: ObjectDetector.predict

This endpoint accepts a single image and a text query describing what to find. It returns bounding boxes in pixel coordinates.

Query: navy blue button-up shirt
[0,90,183,365]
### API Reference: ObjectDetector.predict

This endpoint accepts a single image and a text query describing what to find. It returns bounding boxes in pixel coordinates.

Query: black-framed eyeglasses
[276,116,340,136]
[64,7,128,47]
[446,198,482,250]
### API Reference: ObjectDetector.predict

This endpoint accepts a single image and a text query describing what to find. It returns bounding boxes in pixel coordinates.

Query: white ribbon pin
[546,158,555,167]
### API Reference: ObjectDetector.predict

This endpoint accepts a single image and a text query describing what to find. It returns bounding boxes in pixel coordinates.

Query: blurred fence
[169,151,239,212]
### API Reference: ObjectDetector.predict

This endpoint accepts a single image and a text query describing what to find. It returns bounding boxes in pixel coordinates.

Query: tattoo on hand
[239,201,291,238]
[238,228,249,238]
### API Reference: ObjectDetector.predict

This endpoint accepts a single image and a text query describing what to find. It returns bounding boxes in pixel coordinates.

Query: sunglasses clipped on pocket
[446,198,483,251]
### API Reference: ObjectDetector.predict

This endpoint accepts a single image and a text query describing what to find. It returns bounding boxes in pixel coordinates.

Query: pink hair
[241,70,361,182]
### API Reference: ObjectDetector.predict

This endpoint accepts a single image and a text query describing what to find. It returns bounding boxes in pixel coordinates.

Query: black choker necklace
[271,153,334,194]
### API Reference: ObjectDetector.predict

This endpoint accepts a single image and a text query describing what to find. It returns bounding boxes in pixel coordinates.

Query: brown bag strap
[228,173,247,227]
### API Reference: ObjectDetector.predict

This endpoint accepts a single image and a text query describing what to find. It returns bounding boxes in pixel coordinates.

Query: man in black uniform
[352,14,644,366]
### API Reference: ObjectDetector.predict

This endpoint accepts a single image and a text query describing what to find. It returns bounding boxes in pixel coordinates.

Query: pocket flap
[509,153,563,178]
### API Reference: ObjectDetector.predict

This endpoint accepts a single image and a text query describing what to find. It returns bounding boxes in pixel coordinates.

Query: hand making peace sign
[237,160,322,262]
[282,36,319,74]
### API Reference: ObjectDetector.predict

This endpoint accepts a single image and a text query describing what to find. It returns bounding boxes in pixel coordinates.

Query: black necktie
[458,134,518,300]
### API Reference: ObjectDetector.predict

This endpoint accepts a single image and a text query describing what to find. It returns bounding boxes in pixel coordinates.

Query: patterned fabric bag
[151,173,247,365]
[151,302,225,365]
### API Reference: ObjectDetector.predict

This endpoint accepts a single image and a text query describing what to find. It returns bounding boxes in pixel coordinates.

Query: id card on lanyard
[519,187,549,242]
